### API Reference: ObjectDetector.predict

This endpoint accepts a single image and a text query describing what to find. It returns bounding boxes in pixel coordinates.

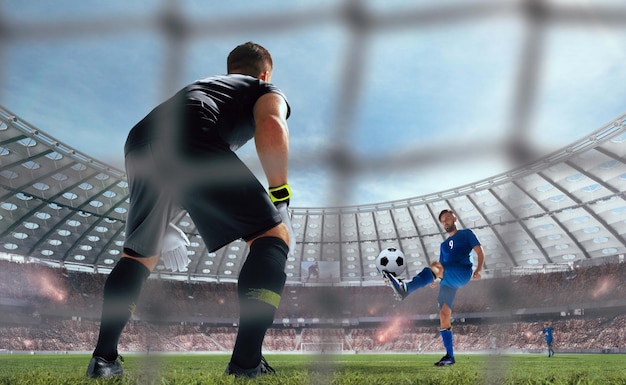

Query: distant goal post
[300,342,344,354]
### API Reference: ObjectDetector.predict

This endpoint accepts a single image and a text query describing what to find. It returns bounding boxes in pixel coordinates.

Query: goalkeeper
[86,42,293,379]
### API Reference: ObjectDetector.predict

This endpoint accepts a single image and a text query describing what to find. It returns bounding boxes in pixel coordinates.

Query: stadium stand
[1,259,625,354]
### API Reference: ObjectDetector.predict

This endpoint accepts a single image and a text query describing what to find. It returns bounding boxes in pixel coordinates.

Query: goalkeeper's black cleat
[225,356,276,378]
[86,355,125,378]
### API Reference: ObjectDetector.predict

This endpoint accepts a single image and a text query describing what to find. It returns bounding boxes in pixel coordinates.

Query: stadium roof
[1,105,625,284]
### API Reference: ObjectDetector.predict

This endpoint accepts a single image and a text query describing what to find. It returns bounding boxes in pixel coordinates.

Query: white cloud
[3,0,626,209]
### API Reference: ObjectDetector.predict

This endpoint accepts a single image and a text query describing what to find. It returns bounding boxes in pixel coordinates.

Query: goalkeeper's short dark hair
[227,42,273,78]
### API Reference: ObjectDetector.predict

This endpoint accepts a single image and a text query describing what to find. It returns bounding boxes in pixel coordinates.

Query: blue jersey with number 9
[439,229,480,268]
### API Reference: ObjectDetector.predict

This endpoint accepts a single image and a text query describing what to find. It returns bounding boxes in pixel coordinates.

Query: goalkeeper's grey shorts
[122,141,282,258]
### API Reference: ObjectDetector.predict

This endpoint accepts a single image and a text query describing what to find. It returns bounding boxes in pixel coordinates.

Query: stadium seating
[1,260,626,353]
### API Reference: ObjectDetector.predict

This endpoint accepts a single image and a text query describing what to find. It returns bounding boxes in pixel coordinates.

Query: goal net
[300,342,344,354]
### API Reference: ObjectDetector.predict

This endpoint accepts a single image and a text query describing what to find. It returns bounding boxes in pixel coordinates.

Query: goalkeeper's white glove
[269,184,296,258]
[161,223,191,272]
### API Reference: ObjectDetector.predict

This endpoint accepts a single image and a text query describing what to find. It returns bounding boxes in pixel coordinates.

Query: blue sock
[440,328,454,357]
[405,267,434,295]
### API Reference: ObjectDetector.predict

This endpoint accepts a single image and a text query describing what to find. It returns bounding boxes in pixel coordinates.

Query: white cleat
[382,270,407,301]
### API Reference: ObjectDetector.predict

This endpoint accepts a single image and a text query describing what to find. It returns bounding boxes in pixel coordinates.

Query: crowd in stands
[1,259,625,353]
[2,260,625,319]
[2,317,626,353]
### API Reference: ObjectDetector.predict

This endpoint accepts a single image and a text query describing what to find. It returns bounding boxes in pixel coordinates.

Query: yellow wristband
[269,184,292,203]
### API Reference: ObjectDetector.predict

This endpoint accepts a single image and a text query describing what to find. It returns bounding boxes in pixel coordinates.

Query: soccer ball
[375,247,406,277]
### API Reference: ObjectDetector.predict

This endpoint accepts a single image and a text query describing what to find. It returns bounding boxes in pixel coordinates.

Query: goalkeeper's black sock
[93,257,150,361]
[231,236,288,369]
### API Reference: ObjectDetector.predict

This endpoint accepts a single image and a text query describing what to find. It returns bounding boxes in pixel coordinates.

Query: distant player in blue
[542,323,555,357]
[384,209,484,366]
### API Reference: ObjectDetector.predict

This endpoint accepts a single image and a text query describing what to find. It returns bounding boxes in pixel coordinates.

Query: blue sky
[2,0,626,208]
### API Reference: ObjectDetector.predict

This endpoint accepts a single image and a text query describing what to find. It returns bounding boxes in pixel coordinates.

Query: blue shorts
[437,267,472,309]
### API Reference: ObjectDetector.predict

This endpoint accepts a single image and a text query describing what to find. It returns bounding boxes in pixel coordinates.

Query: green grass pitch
[0,353,624,385]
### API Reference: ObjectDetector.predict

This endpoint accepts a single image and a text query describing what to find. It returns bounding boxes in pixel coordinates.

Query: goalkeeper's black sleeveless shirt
[124,74,290,155]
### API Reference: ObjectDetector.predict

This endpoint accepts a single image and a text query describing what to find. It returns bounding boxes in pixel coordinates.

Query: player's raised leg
[384,261,444,301]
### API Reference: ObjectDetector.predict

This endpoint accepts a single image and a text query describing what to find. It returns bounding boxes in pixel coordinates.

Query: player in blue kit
[542,322,555,357]
[85,42,294,379]
[384,209,484,366]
